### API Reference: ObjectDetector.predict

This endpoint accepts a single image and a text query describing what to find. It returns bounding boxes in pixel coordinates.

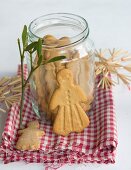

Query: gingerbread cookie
[49,69,90,136]
[42,35,71,119]
[16,120,45,150]
[33,34,94,121]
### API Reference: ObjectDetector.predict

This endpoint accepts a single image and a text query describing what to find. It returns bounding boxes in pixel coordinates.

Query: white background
[0,0,131,170]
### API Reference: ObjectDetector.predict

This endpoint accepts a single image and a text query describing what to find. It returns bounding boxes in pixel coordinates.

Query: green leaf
[46,56,66,64]
[22,25,28,49]
[37,38,42,58]
[25,41,38,51]
[37,54,43,66]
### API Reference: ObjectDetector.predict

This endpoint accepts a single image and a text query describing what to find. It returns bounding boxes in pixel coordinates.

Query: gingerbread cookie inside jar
[28,13,95,135]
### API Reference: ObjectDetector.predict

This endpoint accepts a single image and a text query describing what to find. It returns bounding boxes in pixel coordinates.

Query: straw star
[95,49,131,89]
[0,76,22,113]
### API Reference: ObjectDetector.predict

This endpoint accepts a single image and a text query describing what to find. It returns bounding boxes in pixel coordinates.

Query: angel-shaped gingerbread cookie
[16,120,45,150]
[49,69,90,136]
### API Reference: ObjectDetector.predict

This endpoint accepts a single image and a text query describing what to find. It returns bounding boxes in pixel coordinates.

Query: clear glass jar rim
[28,13,89,48]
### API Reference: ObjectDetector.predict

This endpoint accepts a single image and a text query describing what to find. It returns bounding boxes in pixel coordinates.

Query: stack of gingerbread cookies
[33,35,94,136]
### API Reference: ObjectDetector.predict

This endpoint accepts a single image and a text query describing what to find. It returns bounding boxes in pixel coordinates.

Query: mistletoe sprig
[17,25,65,128]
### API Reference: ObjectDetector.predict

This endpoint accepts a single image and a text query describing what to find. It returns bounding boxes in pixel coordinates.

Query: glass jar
[28,13,95,120]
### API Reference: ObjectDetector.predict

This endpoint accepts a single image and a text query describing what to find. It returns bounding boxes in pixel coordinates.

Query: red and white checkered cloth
[0,65,118,169]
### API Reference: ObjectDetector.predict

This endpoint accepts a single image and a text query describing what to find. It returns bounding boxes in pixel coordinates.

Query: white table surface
[0,0,131,170]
